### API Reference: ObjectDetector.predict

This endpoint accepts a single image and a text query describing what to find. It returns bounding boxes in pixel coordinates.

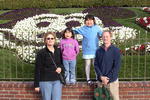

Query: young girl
[60,28,79,85]
[74,14,103,85]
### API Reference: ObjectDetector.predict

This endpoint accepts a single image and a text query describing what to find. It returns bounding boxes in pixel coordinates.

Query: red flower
[143,7,150,12]
[140,44,145,50]
[135,44,145,51]
[136,17,150,27]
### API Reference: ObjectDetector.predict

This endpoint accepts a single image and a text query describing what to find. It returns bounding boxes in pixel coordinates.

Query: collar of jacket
[101,44,114,50]
[45,45,57,53]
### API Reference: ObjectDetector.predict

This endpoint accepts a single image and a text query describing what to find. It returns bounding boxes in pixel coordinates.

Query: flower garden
[135,7,150,29]
[0,7,150,80]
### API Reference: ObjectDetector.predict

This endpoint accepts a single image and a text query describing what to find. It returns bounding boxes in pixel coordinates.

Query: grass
[0,7,150,80]
[114,7,150,49]
[0,20,10,24]
[119,55,150,80]
[125,7,150,17]
[0,10,11,15]
[0,10,11,24]
[114,7,150,38]
[0,49,34,80]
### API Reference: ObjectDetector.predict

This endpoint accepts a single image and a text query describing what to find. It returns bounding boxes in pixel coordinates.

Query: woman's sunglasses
[46,38,54,40]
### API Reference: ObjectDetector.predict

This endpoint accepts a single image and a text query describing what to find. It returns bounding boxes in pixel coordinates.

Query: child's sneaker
[70,82,76,85]
[87,80,93,85]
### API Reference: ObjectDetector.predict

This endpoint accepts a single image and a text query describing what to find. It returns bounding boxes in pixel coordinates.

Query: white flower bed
[0,13,138,63]
[103,26,137,44]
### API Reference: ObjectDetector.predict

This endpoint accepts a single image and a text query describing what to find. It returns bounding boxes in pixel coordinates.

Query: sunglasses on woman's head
[46,38,54,40]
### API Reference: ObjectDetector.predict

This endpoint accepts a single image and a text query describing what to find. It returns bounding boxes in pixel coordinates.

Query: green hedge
[0,0,150,10]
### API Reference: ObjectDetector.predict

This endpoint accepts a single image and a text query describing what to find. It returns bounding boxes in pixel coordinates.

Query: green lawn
[125,7,150,17]
[0,10,11,24]
[0,10,11,15]
[0,20,10,24]
[0,49,34,80]
[120,55,150,80]
[114,7,150,39]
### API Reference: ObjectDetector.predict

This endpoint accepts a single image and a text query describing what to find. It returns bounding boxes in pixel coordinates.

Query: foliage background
[0,0,150,10]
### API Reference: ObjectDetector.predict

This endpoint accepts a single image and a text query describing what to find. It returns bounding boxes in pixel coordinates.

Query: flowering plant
[136,7,150,30]
[101,26,137,45]
[122,42,150,55]
[0,13,138,63]
[143,7,150,13]
[136,17,150,30]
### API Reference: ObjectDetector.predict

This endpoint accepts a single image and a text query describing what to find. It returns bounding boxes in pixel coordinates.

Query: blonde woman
[34,32,64,100]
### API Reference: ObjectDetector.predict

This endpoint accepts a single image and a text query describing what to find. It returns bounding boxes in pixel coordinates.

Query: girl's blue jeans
[63,60,76,84]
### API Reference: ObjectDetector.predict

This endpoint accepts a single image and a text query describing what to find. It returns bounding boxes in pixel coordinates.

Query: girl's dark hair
[84,14,96,24]
[62,27,75,39]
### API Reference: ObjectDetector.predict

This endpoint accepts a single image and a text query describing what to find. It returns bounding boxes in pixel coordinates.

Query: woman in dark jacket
[34,32,64,100]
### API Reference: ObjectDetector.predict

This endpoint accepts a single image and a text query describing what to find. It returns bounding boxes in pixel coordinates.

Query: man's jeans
[39,80,62,100]
[63,60,76,84]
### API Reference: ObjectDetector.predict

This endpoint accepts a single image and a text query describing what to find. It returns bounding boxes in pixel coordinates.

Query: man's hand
[100,76,109,85]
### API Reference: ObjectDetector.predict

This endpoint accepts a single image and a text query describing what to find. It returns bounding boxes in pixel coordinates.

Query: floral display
[0,9,138,63]
[143,7,150,13]
[0,13,102,63]
[135,7,150,30]
[83,6,136,27]
[136,17,150,29]
[103,26,137,44]
[0,8,49,20]
[0,8,49,29]
[122,42,150,55]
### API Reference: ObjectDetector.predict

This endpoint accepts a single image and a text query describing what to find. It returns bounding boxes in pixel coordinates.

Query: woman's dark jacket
[34,46,64,88]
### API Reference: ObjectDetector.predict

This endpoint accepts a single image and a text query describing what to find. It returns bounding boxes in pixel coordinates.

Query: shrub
[0,0,150,10]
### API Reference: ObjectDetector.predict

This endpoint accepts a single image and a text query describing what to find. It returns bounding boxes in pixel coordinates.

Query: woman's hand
[35,87,40,92]
[56,67,61,73]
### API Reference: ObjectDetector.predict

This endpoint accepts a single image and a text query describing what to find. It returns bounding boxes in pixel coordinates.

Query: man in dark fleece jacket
[94,30,121,100]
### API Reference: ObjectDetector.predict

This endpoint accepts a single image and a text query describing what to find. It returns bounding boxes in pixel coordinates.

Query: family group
[34,14,121,100]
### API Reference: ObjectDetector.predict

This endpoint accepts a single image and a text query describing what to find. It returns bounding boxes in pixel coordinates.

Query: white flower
[147,25,150,29]
[143,7,148,10]
[143,17,148,23]
[136,18,140,22]
[103,26,137,43]
[0,13,138,63]
[125,48,130,51]
[143,7,150,12]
